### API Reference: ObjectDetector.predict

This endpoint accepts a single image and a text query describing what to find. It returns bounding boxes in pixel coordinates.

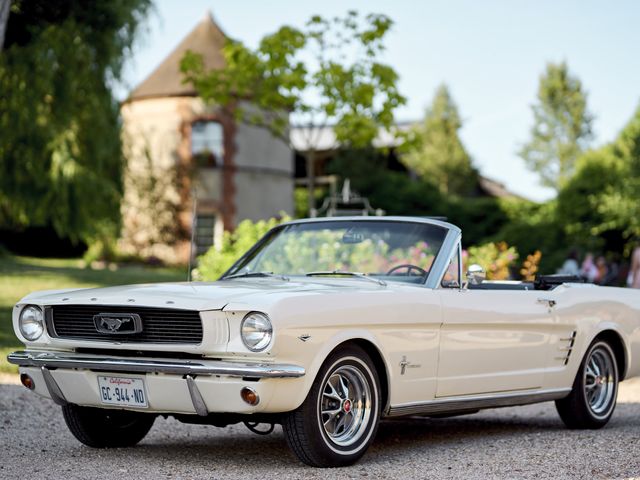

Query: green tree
[597,104,640,246]
[0,0,151,244]
[557,104,640,254]
[195,215,289,280]
[400,84,478,196]
[493,198,566,273]
[519,61,593,191]
[556,148,624,251]
[327,148,507,246]
[181,11,406,214]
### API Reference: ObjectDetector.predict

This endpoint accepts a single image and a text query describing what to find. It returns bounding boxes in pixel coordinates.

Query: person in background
[603,253,620,286]
[557,249,580,276]
[595,256,608,285]
[628,244,640,289]
[581,253,598,283]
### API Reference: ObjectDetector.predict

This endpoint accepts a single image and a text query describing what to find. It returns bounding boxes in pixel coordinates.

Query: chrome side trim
[40,366,68,406]
[386,388,571,417]
[9,351,305,379]
[185,375,209,416]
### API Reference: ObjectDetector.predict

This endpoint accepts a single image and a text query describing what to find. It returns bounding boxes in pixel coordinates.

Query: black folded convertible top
[534,274,585,290]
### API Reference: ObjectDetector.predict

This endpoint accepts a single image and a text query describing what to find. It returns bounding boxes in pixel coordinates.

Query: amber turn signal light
[20,373,35,390]
[240,387,260,406]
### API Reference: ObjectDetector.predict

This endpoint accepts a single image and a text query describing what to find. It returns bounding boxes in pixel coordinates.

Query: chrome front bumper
[8,350,306,378]
[9,350,305,416]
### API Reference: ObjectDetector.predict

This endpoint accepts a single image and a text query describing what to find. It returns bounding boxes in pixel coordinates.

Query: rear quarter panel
[544,285,640,390]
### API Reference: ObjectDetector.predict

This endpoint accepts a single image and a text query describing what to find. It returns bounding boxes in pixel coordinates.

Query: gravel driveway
[2,377,640,479]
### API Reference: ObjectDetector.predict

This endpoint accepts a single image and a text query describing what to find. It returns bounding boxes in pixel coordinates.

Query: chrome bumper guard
[9,350,305,417]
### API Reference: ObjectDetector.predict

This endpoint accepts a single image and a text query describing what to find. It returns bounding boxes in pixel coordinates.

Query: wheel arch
[340,338,390,413]
[593,329,628,380]
[280,336,387,466]
[301,333,391,413]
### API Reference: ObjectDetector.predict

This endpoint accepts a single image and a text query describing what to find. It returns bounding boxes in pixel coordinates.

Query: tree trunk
[306,150,316,215]
[0,0,10,50]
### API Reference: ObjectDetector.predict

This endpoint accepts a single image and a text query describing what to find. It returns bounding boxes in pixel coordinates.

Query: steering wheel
[386,264,428,277]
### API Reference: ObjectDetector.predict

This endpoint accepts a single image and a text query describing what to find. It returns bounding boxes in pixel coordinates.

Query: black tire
[283,345,381,467]
[555,340,619,429]
[62,404,156,448]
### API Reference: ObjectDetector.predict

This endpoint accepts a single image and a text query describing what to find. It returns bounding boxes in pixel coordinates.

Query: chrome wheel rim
[584,345,616,416]
[319,364,372,447]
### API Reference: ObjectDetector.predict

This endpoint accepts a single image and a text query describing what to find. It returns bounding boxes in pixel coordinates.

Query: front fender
[262,328,390,412]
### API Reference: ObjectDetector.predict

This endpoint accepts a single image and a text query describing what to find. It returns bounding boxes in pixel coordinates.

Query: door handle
[537,298,556,308]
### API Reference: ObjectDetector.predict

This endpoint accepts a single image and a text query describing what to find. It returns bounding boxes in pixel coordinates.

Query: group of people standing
[557,246,640,288]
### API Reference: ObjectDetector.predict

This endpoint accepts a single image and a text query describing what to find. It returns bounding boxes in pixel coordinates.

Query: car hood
[19,278,393,311]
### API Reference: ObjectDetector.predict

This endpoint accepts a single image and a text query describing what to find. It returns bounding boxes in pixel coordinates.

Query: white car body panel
[437,289,554,397]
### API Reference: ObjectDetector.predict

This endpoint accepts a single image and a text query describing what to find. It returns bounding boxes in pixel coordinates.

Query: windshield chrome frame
[432,232,463,290]
[221,216,462,288]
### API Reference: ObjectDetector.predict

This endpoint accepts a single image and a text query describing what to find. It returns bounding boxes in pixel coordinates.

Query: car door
[435,288,556,397]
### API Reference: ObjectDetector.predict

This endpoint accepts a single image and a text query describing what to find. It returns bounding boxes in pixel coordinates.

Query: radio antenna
[187,189,197,282]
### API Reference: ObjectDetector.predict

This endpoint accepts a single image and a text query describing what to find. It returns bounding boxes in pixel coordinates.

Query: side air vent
[556,331,577,365]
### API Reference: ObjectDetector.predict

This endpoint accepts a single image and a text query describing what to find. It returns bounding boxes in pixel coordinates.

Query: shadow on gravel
[108,412,560,468]
[368,402,640,459]
[373,411,561,454]
[100,404,640,471]
[134,423,301,468]
[113,406,564,466]
[5,382,640,473]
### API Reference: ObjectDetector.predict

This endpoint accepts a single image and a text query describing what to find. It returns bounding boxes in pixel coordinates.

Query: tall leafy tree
[556,104,640,254]
[519,61,593,191]
[181,11,406,214]
[601,104,640,245]
[0,0,151,243]
[401,84,478,196]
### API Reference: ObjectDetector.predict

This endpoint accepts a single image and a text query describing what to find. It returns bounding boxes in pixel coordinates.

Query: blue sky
[121,1,640,201]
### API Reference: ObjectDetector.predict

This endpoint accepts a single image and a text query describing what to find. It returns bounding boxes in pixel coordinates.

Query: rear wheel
[62,404,155,448]
[283,345,381,467]
[555,340,619,429]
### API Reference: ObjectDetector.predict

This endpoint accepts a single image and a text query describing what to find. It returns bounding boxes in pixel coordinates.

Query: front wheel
[62,404,156,448]
[555,340,619,429]
[283,345,381,467]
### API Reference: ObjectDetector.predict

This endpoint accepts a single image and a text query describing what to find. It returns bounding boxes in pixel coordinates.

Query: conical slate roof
[129,12,226,101]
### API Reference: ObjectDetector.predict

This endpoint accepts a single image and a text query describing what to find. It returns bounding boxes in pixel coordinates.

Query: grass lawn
[0,255,185,374]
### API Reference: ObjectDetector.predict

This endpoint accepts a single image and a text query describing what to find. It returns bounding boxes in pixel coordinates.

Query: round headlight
[241,312,273,352]
[19,305,44,341]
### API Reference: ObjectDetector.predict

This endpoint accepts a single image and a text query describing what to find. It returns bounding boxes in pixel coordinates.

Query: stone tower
[119,12,293,264]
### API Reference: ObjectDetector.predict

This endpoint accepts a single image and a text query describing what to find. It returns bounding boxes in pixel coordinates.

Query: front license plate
[97,376,148,408]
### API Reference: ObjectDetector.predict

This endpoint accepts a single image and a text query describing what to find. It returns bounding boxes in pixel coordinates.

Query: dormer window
[191,121,224,167]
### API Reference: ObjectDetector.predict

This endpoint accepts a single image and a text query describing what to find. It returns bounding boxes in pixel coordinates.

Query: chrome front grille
[48,305,203,344]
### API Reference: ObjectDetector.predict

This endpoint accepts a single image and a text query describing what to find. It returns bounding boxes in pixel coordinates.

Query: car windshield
[223,220,448,284]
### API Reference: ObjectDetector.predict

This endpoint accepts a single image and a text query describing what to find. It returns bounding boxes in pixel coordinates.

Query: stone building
[119,13,293,264]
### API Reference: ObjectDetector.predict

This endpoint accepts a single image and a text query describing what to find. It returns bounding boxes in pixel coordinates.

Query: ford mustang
[8,216,640,467]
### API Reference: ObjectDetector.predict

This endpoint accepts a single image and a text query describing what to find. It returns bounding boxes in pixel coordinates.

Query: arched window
[191,121,224,167]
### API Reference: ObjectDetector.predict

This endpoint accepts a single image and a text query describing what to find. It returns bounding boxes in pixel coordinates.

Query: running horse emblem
[93,313,142,334]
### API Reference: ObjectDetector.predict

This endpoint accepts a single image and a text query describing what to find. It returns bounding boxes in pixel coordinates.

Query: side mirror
[466,264,486,285]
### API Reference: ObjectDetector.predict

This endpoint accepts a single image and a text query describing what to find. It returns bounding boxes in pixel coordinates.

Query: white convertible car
[8,217,640,467]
